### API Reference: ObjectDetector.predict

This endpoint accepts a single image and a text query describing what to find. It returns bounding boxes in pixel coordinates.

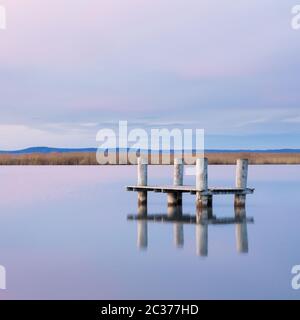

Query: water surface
[0,165,299,299]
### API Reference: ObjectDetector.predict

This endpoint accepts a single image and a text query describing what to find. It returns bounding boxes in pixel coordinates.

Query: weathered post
[174,158,183,186]
[167,192,177,208]
[196,158,209,209]
[167,158,184,208]
[174,158,183,206]
[196,207,213,223]
[234,159,248,207]
[235,207,248,253]
[167,205,178,218]
[137,157,148,207]
[137,203,147,218]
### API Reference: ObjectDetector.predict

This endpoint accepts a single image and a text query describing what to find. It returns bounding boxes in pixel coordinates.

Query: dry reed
[0,152,299,165]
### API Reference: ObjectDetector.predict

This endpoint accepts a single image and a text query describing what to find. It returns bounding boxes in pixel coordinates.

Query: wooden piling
[137,204,147,218]
[167,158,184,207]
[196,207,213,222]
[167,204,176,217]
[167,192,177,207]
[196,158,209,209]
[234,159,248,207]
[173,158,183,186]
[137,157,148,207]
[174,158,183,206]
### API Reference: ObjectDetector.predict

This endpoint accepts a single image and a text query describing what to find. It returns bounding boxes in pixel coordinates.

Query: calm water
[0,165,299,300]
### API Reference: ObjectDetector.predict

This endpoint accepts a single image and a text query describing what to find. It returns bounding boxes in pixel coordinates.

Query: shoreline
[0,152,300,165]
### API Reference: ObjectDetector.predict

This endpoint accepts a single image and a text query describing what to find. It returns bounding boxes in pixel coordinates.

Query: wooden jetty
[126,157,254,215]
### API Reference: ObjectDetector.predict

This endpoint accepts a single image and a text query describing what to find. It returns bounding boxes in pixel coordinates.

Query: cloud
[0,0,299,148]
[235,118,268,128]
[282,116,300,123]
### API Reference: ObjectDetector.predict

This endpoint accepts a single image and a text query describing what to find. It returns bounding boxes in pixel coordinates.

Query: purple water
[0,165,299,299]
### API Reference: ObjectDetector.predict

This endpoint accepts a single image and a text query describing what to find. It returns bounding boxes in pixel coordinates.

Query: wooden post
[167,192,177,207]
[196,158,209,209]
[167,205,178,217]
[196,207,213,223]
[167,204,183,218]
[234,159,248,207]
[169,160,184,244]
[167,158,183,207]
[173,158,183,186]
[137,158,148,248]
[174,158,183,207]
[137,157,147,207]
[137,204,147,218]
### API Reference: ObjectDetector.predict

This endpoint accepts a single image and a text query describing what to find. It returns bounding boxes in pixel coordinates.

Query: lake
[0,165,299,299]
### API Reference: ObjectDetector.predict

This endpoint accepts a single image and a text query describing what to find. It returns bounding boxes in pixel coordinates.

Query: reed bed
[0,152,299,165]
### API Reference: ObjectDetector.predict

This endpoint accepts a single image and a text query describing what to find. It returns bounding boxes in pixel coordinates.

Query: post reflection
[235,207,248,253]
[137,221,148,249]
[174,223,184,248]
[167,204,184,248]
[136,204,148,249]
[128,204,253,256]
[196,222,208,257]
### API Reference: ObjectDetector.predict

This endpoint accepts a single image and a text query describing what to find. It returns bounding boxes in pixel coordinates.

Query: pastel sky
[0,0,300,149]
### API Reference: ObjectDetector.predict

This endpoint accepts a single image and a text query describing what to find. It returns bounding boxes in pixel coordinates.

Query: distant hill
[0,147,300,155]
[0,147,97,154]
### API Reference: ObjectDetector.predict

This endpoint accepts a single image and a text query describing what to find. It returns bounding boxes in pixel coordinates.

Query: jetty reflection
[128,205,253,256]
